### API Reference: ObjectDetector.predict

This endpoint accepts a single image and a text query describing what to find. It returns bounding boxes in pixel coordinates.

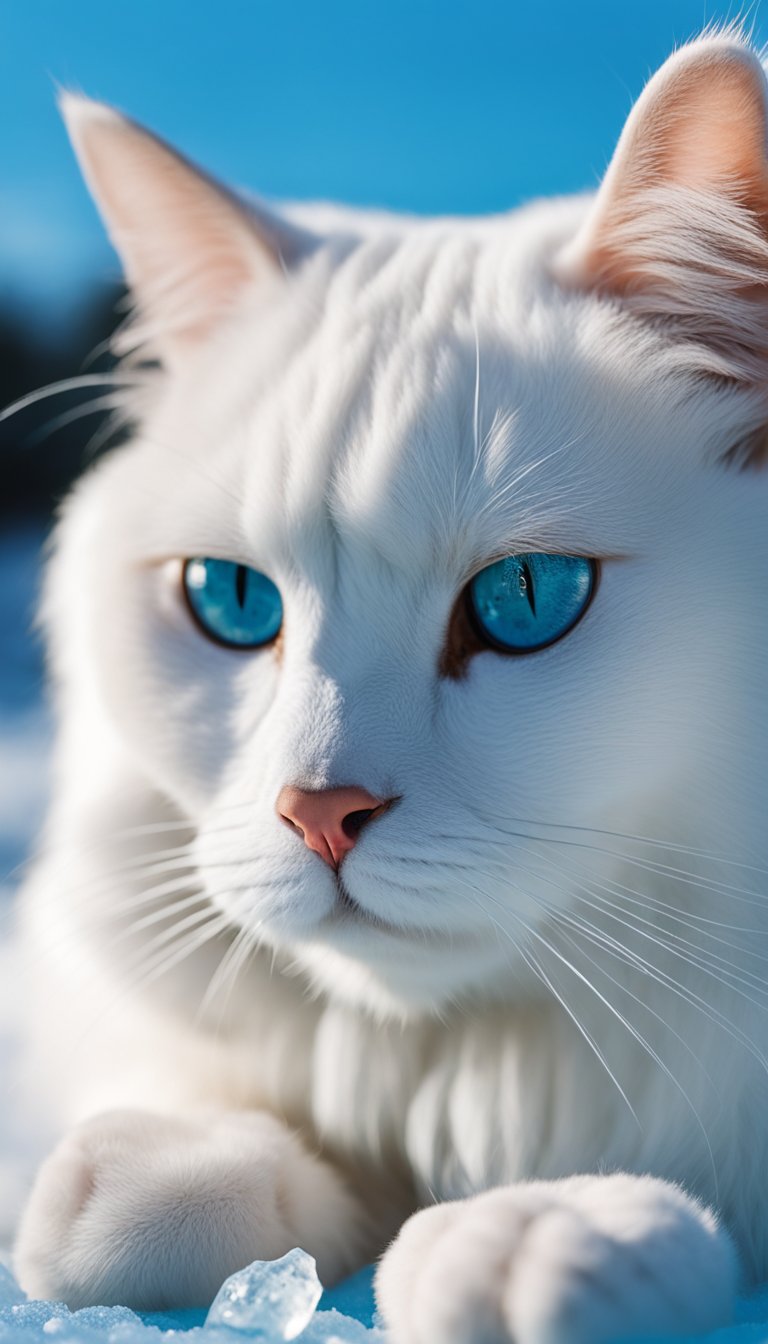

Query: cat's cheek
[96,562,281,814]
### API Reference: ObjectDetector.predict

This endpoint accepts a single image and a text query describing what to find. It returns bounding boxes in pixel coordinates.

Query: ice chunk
[205,1249,323,1340]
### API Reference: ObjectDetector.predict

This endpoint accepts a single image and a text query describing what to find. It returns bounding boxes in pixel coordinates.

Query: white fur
[13,31,768,1340]
[16,1110,364,1309]
[375,1177,736,1344]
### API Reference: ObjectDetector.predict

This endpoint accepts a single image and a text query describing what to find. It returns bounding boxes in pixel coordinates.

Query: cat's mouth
[325,872,403,936]
[320,872,490,956]
[335,874,360,914]
[333,872,386,925]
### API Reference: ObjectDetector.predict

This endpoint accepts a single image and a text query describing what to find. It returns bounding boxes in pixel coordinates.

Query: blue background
[2,0,765,329]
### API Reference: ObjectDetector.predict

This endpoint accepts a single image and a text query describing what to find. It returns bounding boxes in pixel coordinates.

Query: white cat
[12,30,768,1343]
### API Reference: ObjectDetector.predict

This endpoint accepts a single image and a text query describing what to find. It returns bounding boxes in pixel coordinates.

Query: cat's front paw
[15,1109,335,1310]
[376,1174,736,1344]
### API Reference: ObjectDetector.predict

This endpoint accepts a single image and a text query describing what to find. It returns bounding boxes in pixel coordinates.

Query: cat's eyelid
[464,551,627,586]
[138,553,262,573]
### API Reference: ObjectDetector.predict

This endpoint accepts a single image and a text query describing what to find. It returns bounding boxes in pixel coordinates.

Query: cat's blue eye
[183,558,283,649]
[468,554,596,654]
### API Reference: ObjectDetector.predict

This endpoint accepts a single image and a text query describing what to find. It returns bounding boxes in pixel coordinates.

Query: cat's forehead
[158,201,740,575]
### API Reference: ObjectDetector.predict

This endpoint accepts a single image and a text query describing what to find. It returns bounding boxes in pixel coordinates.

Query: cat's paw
[14,1109,353,1310]
[376,1174,736,1344]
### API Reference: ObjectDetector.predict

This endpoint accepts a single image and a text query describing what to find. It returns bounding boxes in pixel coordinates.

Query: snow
[0,1258,385,1343]
[3,526,768,1341]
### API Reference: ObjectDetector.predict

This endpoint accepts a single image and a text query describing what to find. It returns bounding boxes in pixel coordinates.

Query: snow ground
[0,1252,385,1342]
[2,525,768,1340]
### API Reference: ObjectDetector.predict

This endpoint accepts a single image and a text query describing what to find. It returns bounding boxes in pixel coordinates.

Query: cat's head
[52,33,768,1017]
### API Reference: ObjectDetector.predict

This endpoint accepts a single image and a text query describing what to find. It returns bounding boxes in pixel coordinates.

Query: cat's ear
[554,35,768,384]
[60,94,308,365]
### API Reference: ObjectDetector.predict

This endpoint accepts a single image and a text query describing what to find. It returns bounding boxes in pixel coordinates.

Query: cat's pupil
[235,565,247,610]
[519,560,535,615]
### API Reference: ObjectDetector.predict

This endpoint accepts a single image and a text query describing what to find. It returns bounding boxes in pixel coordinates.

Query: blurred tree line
[0,285,125,521]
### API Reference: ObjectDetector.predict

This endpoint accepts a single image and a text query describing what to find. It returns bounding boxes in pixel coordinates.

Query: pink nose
[276,785,388,869]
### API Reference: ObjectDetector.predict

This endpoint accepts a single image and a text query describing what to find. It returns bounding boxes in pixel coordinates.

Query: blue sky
[1,0,765,327]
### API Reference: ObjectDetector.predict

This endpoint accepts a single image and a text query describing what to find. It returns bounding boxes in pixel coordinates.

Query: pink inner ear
[61,95,282,363]
[557,41,768,297]
[552,39,768,388]
[649,63,768,195]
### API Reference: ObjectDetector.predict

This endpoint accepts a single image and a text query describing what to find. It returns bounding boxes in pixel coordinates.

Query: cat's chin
[203,861,536,1014]
[265,899,539,1020]
[281,932,538,1020]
